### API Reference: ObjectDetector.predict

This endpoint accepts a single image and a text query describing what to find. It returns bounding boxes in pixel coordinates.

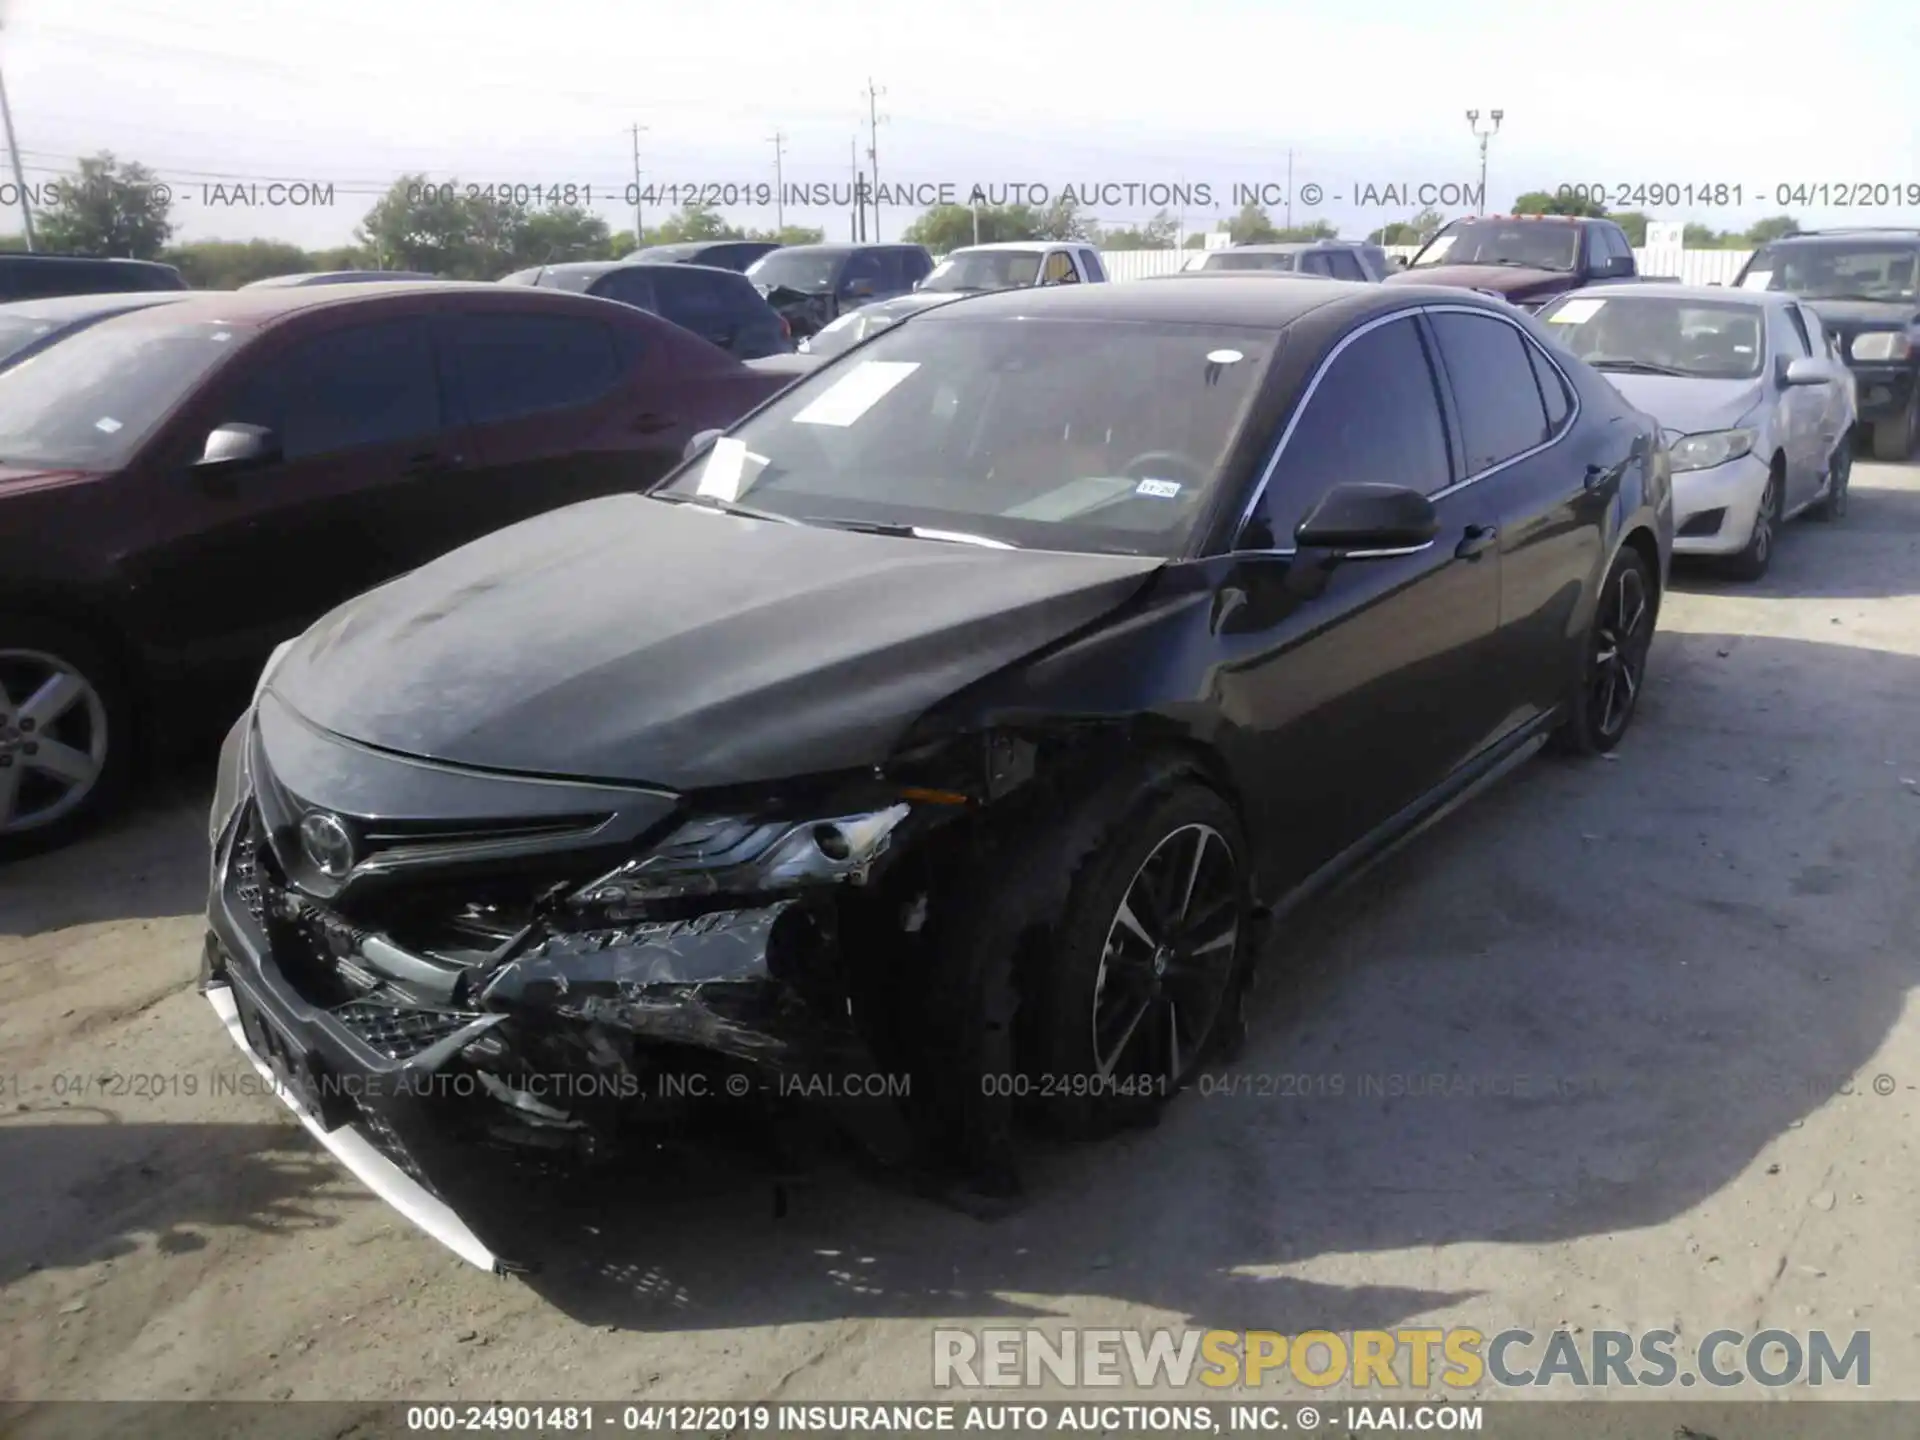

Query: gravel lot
[5,460,1917,1413]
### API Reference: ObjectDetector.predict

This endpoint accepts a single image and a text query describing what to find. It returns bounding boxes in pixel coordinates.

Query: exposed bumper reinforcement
[205,983,505,1274]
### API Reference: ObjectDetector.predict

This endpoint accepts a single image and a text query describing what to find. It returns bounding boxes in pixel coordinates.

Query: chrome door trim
[1230,301,1585,557]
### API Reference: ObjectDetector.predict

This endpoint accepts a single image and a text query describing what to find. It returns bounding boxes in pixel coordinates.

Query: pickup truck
[1384,214,1640,311]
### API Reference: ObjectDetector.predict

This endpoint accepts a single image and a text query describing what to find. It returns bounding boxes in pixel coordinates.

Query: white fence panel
[1098,246,1757,285]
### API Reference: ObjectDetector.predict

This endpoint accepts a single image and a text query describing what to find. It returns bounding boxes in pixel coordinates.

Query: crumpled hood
[1386,263,1574,303]
[1598,374,1765,436]
[268,493,1163,790]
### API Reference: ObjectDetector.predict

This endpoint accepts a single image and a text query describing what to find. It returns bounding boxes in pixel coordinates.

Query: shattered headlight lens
[570,803,912,918]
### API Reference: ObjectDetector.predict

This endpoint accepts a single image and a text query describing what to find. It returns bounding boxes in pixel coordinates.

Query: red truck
[1384,213,1642,311]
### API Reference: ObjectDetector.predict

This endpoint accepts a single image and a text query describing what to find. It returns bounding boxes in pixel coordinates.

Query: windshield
[919,250,1042,292]
[0,316,244,468]
[748,251,842,293]
[1410,221,1578,273]
[658,317,1272,556]
[1741,242,1918,301]
[1539,295,1765,381]
[802,307,906,358]
[1202,251,1297,271]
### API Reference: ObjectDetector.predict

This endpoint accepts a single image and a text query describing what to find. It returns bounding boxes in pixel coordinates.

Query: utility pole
[629,122,649,244]
[768,131,787,233]
[1466,109,1502,215]
[0,14,36,251]
[862,79,887,242]
[848,137,860,241]
[1285,150,1294,230]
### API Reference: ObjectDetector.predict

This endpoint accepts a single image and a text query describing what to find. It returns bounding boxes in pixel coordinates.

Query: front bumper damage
[202,707,939,1272]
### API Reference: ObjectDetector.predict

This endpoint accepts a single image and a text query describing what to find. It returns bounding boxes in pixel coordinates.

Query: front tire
[0,616,132,857]
[1809,440,1851,521]
[1030,777,1249,1140]
[1552,547,1656,757]
[1723,463,1781,581]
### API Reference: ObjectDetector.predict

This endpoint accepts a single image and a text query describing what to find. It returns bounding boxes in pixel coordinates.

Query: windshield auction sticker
[792,361,920,428]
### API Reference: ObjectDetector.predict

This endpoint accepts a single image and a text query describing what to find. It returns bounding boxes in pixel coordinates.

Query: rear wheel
[1552,547,1656,757]
[1724,463,1781,581]
[1871,390,1918,462]
[1031,778,1249,1139]
[0,616,132,857]
[1810,440,1851,520]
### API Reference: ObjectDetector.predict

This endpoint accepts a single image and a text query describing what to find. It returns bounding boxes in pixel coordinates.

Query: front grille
[354,1103,431,1185]
[333,999,487,1061]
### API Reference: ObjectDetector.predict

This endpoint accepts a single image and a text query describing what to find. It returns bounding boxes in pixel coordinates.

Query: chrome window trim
[1230,301,1582,556]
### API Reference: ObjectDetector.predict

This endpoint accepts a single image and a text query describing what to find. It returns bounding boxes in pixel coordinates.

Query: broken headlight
[569,803,911,921]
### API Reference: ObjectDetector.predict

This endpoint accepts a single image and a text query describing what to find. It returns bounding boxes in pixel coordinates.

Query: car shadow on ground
[0,1116,350,1281]
[419,627,1916,1338]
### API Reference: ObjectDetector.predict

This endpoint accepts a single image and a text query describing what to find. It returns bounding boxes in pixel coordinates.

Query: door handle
[1455,524,1497,560]
[1584,461,1620,490]
[404,451,460,474]
[632,412,678,435]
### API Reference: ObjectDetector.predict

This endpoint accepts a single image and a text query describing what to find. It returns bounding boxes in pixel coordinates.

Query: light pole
[862,79,887,241]
[629,123,649,244]
[768,131,787,233]
[0,11,37,251]
[1466,109,1502,215]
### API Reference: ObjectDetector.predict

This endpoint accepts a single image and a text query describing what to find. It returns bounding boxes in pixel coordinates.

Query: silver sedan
[1536,283,1855,580]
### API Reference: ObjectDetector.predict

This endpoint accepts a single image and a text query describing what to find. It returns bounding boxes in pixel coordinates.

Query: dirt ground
[4,460,1917,1412]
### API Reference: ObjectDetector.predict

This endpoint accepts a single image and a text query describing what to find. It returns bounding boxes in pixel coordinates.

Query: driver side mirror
[1781,356,1827,387]
[685,428,724,460]
[194,422,280,475]
[1293,483,1440,555]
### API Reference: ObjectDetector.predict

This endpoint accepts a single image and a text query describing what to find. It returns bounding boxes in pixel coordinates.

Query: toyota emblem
[298,811,356,878]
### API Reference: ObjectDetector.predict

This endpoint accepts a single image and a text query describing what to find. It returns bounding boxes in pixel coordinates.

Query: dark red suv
[0,282,787,853]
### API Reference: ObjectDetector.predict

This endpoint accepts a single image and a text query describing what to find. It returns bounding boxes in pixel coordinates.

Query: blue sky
[3,0,1917,246]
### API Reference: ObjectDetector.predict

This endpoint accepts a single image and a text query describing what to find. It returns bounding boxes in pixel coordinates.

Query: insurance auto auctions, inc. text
[933,1326,1871,1391]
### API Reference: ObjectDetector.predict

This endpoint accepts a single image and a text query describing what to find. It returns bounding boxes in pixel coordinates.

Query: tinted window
[1325,251,1366,281]
[652,269,733,327]
[1526,339,1572,431]
[592,268,658,310]
[1245,316,1451,549]
[900,249,934,282]
[224,318,441,460]
[841,252,885,291]
[1299,253,1331,276]
[1784,304,1815,356]
[445,312,622,424]
[1079,249,1107,282]
[1428,311,1551,472]
[1742,242,1919,301]
[1204,251,1295,272]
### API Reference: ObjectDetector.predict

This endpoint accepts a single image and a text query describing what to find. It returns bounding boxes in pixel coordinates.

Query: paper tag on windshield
[1740,271,1773,290]
[696,437,750,500]
[791,360,919,427]
[1549,298,1605,324]
[94,417,125,433]
[1135,478,1182,498]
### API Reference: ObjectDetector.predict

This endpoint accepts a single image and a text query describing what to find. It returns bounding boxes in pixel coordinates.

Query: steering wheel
[1119,450,1209,492]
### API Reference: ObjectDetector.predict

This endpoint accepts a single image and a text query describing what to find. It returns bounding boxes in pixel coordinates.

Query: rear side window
[592,268,660,311]
[445,312,623,424]
[224,317,443,460]
[652,269,735,327]
[1524,337,1573,432]
[899,249,934,284]
[1324,251,1366,281]
[1079,248,1107,282]
[1428,311,1553,470]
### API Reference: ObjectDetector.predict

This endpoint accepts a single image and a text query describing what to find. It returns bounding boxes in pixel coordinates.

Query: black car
[0,290,196,373]
[627,241,784,272]
[203,277,1671,1271]
[745,243,935,339]
[242,271,445,288]
[500,261,793,360]
[0,253,187,303]
[1197,240,1390,281]
[1733,229,1920,461]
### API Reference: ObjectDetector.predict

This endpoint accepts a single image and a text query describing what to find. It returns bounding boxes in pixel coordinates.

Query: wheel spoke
[1186,922,1239,958]
[26,739,97,786]
[19,670,86,729]
[1165,1000,1182,1084]
[1097,994,1154,1078]
[1175,829,1211,922]
[1112,897,1159,952]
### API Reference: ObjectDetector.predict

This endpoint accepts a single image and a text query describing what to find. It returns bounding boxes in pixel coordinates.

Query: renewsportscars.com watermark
[933,1327,1870,1391]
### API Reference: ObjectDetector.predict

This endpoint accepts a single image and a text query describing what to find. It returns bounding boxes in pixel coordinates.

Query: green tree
[1368,207,1446,246]
[609,231,641,259]
[1513,188,1607,218]
[161,239,313,288]
[510,205,613,267]
[1099,210,1182,249]
[1034,194,1097,242]
[1272,221,1338,242]
[745,224,826,245]
[36,152,176,258]
[902,203,1043,252]
[309,243,372,270]
[650,203,740,243]
[355,175,502,276]
[1182,232,1207,249]
[1225,202,1279,245]
[1746,215,1800,244]
[0,233,29,252]
[1611,211,1650,246]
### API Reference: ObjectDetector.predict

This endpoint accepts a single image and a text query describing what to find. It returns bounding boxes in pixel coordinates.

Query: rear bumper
[1671,452,1771,556]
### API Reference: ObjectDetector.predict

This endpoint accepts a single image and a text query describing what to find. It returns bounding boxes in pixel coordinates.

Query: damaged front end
[202,695,997,1269]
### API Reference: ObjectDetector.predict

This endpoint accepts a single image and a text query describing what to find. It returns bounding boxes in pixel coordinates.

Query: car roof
[1751,229,1920,245]
[947,241,1076,252]
[760,243,921,256]
[912,274,1495,330]
[0,290,197,319]
[0,252,179,268]
[537,260,746,280]
[1557,282,1778,306]
[1224,240,1367,253]
[52,280,617,332]
[241,270,441,287]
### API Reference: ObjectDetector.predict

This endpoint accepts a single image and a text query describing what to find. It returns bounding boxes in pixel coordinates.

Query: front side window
[1409,221,1579,273]
[1042,252,1080,285]
[661,317,1272,556]
[223,318,442,460]
[444,312,622,424]
[1080,249,1108,282]
[1244,316,1452,550]
[0,315,251,468]
[1741,242,1919,301]
[1538,294,1766,381]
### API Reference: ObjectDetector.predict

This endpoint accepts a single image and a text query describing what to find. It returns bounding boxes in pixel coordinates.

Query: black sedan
[202,277,1672,1270]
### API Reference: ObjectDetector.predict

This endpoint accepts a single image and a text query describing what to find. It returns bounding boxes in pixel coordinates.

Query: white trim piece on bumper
[205,984,503,1273]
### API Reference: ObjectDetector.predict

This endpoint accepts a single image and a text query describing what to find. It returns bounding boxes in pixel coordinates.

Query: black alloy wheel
[1553,548,1656,756]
